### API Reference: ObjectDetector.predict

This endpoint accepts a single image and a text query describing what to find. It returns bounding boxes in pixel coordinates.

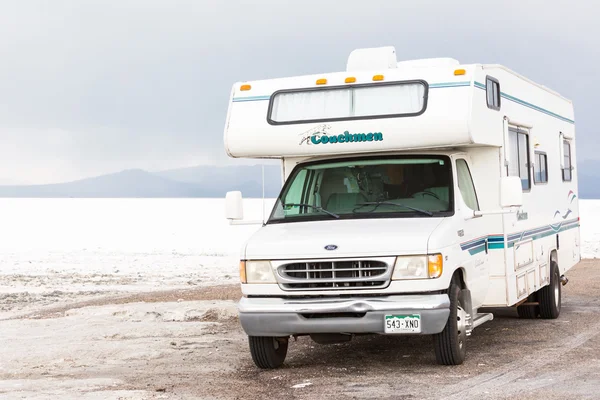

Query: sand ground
[1,260,599,400]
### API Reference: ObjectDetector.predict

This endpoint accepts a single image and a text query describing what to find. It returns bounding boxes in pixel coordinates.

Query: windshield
[268,156,453,223]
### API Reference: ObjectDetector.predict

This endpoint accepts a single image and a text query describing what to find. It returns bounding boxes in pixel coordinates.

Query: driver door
[455,157,490,308]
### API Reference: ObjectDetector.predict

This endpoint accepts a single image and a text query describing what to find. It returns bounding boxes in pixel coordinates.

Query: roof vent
[346,46,398,72]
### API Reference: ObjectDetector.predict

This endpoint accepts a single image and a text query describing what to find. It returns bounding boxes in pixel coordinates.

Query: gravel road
[1,260,599,399]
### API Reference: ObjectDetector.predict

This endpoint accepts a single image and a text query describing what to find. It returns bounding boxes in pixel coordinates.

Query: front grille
[277,260,390,291]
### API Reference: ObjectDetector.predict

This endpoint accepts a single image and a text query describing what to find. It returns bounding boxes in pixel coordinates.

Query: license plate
[384,314,421,333]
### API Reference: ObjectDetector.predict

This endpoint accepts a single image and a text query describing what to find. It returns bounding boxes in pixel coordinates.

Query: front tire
[539,261,561,319]
[249,336,288,369]
[433,278,467,365]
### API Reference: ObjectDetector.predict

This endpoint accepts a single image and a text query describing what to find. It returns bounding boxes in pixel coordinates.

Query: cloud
[0,0,597,183]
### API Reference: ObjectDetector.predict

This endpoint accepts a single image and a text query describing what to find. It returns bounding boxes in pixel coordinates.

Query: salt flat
[0,198,598,318]
[0,198,272,318]
[1,198,599,399]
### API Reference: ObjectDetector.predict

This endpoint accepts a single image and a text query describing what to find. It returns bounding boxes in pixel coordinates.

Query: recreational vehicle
[223,47,580,368]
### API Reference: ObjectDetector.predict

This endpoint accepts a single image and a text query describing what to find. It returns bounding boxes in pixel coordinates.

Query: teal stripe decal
[468,244,487,256]
[430,81,471,89]
[230,82,472,102]
[232,95,271,103]
[233,81,575,125]
[474,81,574,124]
[464,221,579,253]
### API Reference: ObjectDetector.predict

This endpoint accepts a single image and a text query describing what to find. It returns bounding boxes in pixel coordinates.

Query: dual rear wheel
[517,261,561,319]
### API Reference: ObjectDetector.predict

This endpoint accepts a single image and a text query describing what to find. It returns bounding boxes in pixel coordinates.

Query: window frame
[507,129,531,191]
[455,158,480,211]
[562,140,573,182]
[486,76,501,111]
[267,154,455,224]
[266,80,429,126]
[534,151,548,184]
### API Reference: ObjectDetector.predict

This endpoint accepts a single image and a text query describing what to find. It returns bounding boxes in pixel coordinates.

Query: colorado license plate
[384,314,421,333]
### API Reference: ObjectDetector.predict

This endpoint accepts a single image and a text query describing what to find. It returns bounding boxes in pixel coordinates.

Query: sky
[0,0,597,184]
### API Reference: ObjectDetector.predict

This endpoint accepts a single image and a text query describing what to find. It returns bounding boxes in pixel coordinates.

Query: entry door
[455,158,490,308]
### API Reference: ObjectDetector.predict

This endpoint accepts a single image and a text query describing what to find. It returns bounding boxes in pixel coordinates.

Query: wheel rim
[554,272,560,308]
[457,301,467,350]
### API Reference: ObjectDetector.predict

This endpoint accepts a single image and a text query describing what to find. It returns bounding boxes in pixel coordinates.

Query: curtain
[270,83,425,123]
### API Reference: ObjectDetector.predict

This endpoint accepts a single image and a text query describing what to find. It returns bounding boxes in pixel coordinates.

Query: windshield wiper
[283,203,340,219]
[353,201,433,216]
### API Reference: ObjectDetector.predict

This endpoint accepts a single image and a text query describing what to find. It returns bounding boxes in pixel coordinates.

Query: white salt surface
[0,198,274,285]
[0,198,275,317]
[0,198,598,298]
[580,199,600,258]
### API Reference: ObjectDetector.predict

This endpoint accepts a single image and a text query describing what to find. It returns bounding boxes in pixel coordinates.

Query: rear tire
[248,336,288,369]
[433,278,467,365]
[517,304,539,319]
[539,261,561,319]
[517,293,539,319]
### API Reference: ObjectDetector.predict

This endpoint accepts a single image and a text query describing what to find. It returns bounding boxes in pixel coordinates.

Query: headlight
[240,260,277,284]
[392,254,443,280]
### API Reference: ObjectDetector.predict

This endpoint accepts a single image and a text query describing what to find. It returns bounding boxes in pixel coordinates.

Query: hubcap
[554,273,560,308]
[457,301,467,350]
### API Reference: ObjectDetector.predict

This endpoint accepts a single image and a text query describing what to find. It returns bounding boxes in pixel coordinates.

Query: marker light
[345,77,356,83]
[428,254,443,279]
[316,78,327,85]
[239,260,247,283]
[454,69,466,76]
[372,74,384,81]
[240,84,252,91]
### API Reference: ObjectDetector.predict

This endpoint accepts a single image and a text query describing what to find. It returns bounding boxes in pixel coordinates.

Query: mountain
[155,165,282,197]
[0,165,282,198]
[0,161,596,198]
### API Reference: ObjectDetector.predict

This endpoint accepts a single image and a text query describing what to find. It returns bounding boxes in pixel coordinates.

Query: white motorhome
[223,47,580,369]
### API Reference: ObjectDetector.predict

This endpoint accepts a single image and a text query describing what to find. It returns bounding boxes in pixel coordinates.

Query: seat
[325,193,368,213]
[424,186,449,203]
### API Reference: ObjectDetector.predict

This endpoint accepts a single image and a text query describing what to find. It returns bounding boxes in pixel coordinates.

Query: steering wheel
[412,191,440,200]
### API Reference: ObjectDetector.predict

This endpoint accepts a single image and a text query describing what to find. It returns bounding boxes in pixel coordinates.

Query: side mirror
[225,191,243,220]
[500,177,523,208]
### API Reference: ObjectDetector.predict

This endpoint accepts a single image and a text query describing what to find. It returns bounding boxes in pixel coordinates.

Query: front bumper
[238,294,450,337]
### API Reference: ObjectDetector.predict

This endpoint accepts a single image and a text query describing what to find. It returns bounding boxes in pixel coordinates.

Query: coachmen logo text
[311,131,383,144]
[298,126,383,146]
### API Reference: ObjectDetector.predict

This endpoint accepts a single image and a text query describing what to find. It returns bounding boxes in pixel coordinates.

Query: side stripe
[460,218,579,252]
[232,95,271,103]
[232,81,574,124]
[474,81,574,124]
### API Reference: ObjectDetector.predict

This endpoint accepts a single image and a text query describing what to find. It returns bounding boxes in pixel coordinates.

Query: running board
[472,313,494,330]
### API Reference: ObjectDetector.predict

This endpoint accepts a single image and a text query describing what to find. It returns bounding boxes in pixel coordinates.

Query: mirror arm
[473,207,520,217]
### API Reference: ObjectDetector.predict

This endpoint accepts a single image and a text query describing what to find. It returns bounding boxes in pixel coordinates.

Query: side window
[563,140,572,181]
[456,159,480,211]
[281,169,307,215]
[507,130,531,190]
[534,152,548,184]
[486,76,501,111]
